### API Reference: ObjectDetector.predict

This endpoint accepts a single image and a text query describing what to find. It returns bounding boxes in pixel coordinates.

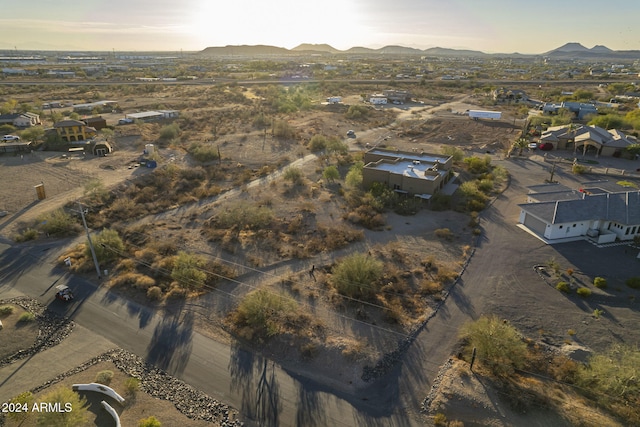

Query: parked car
[346,130,356,138]
[55,285,74,301]
[538,142,554,151]
[2,135,20,141]
[528,142,538,150]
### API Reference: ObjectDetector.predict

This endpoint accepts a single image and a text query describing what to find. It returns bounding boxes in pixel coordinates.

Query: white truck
[468,110,501,120]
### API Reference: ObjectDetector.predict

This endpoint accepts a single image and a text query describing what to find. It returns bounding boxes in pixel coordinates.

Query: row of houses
[518,183,640,244]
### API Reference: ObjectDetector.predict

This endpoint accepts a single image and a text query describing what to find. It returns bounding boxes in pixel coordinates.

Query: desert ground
[1,81,639,426]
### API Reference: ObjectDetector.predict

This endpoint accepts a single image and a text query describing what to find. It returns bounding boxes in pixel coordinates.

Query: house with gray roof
[362,148,453,199]
[519,188,640,244]
[538,124,636,157]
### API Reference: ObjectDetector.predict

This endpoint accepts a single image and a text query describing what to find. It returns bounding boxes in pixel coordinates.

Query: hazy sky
[1,0,639,53]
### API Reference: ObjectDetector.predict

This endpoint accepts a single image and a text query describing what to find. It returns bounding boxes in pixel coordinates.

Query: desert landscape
[1,54,640,427]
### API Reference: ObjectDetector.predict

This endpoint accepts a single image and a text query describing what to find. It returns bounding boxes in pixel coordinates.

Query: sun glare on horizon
[189,0,368,50]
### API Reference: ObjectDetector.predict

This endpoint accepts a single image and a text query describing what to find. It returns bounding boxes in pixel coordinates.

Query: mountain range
[200,42,640,59]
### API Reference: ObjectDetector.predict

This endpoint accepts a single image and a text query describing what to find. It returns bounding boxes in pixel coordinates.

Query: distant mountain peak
[591,45,613,53]
[291,43,339,53]
[551,42,590,53]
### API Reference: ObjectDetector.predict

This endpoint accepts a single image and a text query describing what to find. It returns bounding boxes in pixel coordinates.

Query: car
[346,130,356,138]
[538,142,554,151]
[528,143,538,150]
[55,285,74,301]
[2,135,20,141]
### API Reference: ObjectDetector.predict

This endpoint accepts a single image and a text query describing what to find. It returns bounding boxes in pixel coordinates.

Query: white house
[519,189,640,244]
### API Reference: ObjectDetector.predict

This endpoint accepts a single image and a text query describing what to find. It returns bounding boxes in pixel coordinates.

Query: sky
[1,0,639,53]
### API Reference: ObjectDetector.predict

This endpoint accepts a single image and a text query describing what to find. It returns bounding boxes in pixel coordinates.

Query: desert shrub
[433,413,448,426]
[626,277,640,289]
[273,120,295,138]
[309,134,328,152]
[460,315,527,376]
[95,370,114,385]
[435,228,453,240]
[37,209,78,236]
[188,142,219,162]
[15,228,38,242]
[159,123,180,140]
[394,197,421,215]
[232,289,298,338]
[345,162,363,188]
[441,146,464,163]
[331,253,383,299]
[325,137,348,155]
[322,165,340,182]
[0,305,15,315]
[463,156,491,174]
[146,286,163,300]
[171,251,207,290]
[37,387,88,427]
[215,201,274,230]
[283,166,304,184]
[90,228,125,264]
[593,277,607,288]
[478,178,494,193]
[124,377,140,397]
[556,281,571,293]
[430,193,451,211]
[6,391,34,423]
[345,104,369,119]
[576,287,592,297]
[18,312,35,323]
[139,416,162,427]
[576,344,640,424]
[572,164,587,175]
[84,178,109,204]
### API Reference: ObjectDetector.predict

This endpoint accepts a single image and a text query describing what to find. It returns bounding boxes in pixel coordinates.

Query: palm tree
[513,137,529,157]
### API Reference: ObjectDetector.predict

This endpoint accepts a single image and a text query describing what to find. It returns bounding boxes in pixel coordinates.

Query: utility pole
[77,202,101,279]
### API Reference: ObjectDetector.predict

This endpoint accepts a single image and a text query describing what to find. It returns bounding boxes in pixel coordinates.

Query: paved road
[0,240,422,427]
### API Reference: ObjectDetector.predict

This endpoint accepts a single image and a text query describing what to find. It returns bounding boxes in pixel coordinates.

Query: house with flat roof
[538,124,636,157]
[362,149,453,199]
[518,183,640,244]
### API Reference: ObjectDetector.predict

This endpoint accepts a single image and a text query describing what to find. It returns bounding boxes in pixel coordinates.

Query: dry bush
[146,286,163,300]
[420,279,444,295]
[436,267,458,284]
[435,228,454,240]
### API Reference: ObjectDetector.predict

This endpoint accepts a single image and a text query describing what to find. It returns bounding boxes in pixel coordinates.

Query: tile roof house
[518,184,640,244]
[52,119,97,142]
[538,124,636,156]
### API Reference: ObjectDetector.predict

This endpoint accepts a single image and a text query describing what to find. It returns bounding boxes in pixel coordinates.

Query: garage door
[523,213,547,236]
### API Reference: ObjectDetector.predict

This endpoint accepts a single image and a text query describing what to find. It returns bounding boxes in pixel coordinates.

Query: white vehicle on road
[2,135,20,141]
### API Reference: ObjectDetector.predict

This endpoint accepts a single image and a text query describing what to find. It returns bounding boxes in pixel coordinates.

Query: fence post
[470,347,477,371]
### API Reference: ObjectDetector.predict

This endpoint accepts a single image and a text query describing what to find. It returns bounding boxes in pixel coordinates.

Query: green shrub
[441,146,464,163]
[273,120,295,138]
[233,289,298,337]
[283,167,304,184]
[171,251,207,290]
[430,193,451,211]
[18,312,35,323]
[95,370,114,385]
[460,315,527,375]
[124,377,140,397]
[139,416,162,427]
[576,287,592,297]
[15,228,39,242]
[147,286,163,300]
[626,277,640,289]
[215,201,274,230]
[593,277,607,289]
[0,305,15,315]
[309,135,327,152]
[331,253,383,299]
[37,209,78,236]
[159,123,180,140]
[556,281,571,293]
[322,165,340,182]
[345,105,369,119]
[572,164,587,175]
[90,228,125,264]
[463,156,491,174]
[188,142,219,162]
